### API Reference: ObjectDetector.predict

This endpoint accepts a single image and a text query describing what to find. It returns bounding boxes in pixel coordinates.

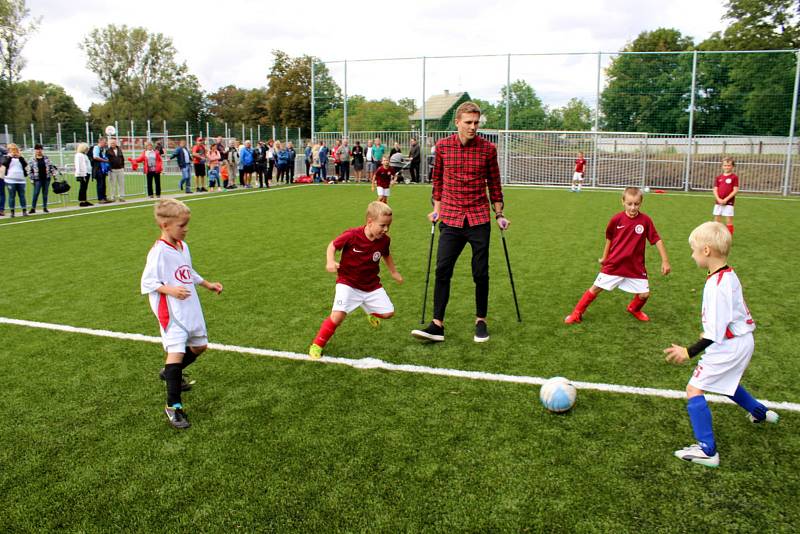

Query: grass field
[1,184,799,532]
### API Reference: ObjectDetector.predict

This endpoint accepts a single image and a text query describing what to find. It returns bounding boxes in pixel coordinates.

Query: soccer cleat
[309,343,323,359]
[367,314,381,329]
[748,410,779,424]
[410,322,445,342]
[564,312,582,324]
[627,308,650,322]
[164,405,191,429]
[674,443,719,468]
[474,320,489,343]
[159,368,193,391]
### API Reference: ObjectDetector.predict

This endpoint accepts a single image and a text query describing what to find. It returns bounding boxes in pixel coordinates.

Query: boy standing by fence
[713,157,739,235]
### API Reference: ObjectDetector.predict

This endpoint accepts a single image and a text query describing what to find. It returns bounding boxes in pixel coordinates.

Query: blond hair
[366,201,392,221]
[455,101,482,119]
[623,187,643,201]
[154,198,191,223]
[76,143,89,154]
[6,143,20,155]
[689,221,731,257]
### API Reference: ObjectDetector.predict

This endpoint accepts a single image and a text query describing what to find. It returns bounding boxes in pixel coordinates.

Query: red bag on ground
[294,175,313,184]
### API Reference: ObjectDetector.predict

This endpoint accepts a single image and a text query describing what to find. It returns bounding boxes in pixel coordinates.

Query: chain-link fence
[311,50,800,194]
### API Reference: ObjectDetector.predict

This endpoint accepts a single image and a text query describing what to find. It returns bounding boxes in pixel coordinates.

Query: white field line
[0,184,308,227]
[2,316,798,413]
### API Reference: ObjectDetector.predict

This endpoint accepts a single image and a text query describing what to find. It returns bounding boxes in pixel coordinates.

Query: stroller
[389,152,411,184]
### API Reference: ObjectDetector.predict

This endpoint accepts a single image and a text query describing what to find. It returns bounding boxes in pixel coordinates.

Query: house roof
[409,91,468,121]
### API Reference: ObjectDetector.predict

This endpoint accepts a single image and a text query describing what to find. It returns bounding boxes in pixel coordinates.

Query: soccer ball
[105,125,116,136]
[643,186,651,193]
[539,376,577,413]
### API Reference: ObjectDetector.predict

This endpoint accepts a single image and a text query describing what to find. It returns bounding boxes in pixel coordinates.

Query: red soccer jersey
[575,158,586,173]
[714,173,739,205]
[601,211,661,279]
[332,226,390,292]
[374,166,394,188]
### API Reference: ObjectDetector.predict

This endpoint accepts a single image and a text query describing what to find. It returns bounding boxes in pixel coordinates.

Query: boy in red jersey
[371,156,396,203]
[712,157,739,235]
[309,201,404,358]
[570,151,586,192]
[565,187,671,324]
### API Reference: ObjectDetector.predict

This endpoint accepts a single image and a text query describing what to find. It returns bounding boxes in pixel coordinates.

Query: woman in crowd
[207,144,222,192]
[226,140,239,189]
[29,143,57,214]
[304,140,313,176]
[286,141,296,184]
[275,141,288,183]
[351,140,364,182]
[240,140,254,188]
[129,141,163,198]
[0,143,28,217]
[74,143,93,207]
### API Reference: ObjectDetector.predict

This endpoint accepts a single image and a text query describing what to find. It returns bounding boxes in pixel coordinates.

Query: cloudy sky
[22,0,728,112]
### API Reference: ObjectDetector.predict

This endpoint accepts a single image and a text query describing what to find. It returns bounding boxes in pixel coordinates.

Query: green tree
[0,0,39,125]
[546,98,593,131]
[319,96,412,132]
[501,80,548,129]
[12,80,85,140]
[600,28,695,133]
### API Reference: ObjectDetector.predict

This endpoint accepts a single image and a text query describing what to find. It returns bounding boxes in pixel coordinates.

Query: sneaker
[411,321,445,342]
[43,208,49,213]
[29,209,36,214]
[164,405,191,429]
[474,320,489,342]
[22,210,28,217]
[309,343,323,359]
[564,312,582,324]
[627,308,650,322]
[748,410,779,424]
[367,314,381,329]
[674,443,719,468]
[158,368,193,391]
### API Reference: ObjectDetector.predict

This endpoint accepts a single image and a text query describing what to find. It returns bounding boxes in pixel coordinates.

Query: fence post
[30,123,34,150]
[57,122,63,168]
[783,49,800,196]
[185,121,189,145]
[206,122,210,142]
[164,120,168,148]
[343,59,348,139]
[684,50,698,192]
[85,121,89,144]
[114,120,119,147]
[421,56,427,183]
[257,125,261,142]
[3,123,8,144]
[503,53,511,184]
[311,60,316,141]
[592,52,601,187]
[272,125,276,141]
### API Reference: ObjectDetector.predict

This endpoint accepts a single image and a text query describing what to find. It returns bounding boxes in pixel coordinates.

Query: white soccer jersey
[701,267,755,343]
[140,239,207,336]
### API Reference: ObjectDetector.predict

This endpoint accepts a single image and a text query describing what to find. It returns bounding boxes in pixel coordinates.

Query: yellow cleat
[367,314,381,329]
[309,343,323,359]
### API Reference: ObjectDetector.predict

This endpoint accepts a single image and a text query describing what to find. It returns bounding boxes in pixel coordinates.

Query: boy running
[372,156,396,204]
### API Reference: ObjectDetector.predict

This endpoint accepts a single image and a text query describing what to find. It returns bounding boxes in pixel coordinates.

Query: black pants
[256,164,266,187]
[287,162,295,183]
[410,159,420,182]
[433,221,491,322]
[267,160,275,182]
[339,161,350,182]
[146,172,161,197]
[305,160,311,176]
[95,172,107,200]
[78,175,90,202]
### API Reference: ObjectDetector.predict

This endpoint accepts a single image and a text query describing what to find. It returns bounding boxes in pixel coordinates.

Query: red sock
[313,317,339,348]
[573,290,597,315]
[726,224,734,235]
[628,295,647,312]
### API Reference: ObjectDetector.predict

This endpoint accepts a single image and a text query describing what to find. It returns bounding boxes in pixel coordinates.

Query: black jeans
[95,173,107,200]
[78,175,90,202]
[339,161,350,182]
[410,159,420,182]
[146,172,161,197]
[433,221,491,322]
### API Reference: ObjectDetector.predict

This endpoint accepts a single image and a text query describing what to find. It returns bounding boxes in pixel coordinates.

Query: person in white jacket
[74,143,93,207]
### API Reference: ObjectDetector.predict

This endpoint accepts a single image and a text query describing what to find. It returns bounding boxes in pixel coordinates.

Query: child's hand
[392,271,404,284]
[598,257,605,265]
[661,261,671,275]
[208,282,223,294]
[171,285,191,300]
[326,261,340,273]
[664,344,689,365]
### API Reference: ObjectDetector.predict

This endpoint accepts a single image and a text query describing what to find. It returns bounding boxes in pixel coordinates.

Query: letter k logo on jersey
[174,265,193,283]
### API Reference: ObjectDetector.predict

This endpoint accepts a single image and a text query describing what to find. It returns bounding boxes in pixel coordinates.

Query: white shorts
[572,172,584,181]
[376,186,391,197]
[593,273,649,294]
[712,204,734,217]
[689,333,754,396]
[160,324,208,354]
[332,283,394,315]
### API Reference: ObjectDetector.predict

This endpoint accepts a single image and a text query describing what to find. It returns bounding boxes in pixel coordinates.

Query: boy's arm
[382,254,403,284]
[664,338,714,364]
[156,284,191,300]
[713,186,723,204]
[722,186,739,203]
[326,241,339,273]
[199,279,223,294]
[598,239,611,264]
[655,239,671,275]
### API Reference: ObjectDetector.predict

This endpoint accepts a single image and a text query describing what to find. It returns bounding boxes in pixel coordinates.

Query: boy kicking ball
[141,199,223,429]
[665,221,777,468]
[309,201,403,359]
[565,187,670,324]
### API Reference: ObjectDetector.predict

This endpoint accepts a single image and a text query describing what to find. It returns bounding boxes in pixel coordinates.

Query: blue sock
[687,396,717,456]
[727,384,768,421]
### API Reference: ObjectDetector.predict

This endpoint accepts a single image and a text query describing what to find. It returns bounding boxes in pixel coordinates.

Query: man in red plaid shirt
[411,102,510,343]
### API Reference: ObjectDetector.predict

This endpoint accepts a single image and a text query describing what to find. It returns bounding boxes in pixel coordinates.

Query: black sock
[164,363,183,407]
[181,346,199,369]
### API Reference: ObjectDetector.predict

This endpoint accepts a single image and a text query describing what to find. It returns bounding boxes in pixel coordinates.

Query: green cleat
[367,314,381,329]
[309,343,323,359]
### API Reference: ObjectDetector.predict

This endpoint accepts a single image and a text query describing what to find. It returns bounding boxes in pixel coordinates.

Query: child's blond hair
[689,221,731,257]
[154,198,191,223]
[623,186,643,200]
[366,201,392,221]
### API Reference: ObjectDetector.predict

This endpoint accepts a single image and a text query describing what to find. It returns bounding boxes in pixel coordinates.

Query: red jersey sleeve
[647,219,661,245]
[332,229,352,250]
[605,215,617,241]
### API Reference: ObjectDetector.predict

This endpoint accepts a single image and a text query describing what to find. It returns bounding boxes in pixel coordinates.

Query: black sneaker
[164,405,191,429]
[411,321,445,342]
[29,209,36,214]
[474,320,490,343]
[159,368,193,391]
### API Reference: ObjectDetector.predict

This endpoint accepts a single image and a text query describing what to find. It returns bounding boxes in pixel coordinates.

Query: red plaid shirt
[432,134,503,227]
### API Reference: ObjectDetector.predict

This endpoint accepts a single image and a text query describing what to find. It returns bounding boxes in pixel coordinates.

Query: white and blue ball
[539,377,577,413]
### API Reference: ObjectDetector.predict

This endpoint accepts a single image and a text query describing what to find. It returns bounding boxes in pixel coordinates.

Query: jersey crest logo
[725,178,732,184]
[174,265,193,283]
[372,251,382,262]
[634,224,644,234]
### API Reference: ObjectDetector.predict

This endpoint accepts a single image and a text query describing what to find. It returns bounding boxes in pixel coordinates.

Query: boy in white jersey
[141,199,223,429]
[664,221,778,468]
